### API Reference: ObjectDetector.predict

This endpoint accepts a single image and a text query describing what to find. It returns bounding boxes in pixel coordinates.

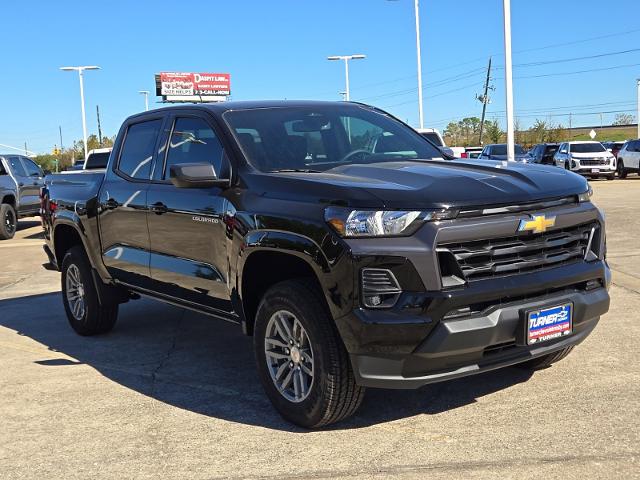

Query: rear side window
[420,132,444,147]
[8,157,27,176]
[22,158,43,177]
[118,119,162,180]
[85,152,110,169]
[164,117,224,179]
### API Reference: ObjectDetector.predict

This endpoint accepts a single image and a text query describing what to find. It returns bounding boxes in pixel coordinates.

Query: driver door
[146,112,233,313]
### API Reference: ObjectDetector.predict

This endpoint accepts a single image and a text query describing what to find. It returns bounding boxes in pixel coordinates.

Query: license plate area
[591,168,600,173]
[526,303,573,345]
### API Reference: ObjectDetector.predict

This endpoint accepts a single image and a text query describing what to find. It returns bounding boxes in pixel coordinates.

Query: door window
[118,119,163,180]
[8,157,27,176]
[164,117,224,179]
[21,158,43,177]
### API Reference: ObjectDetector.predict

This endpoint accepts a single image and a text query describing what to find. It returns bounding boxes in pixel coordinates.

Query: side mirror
[169,163,228,189]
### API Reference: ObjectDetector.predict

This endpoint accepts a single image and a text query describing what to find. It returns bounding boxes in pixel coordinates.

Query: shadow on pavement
[16,220,41,231]
[0,291,532,432]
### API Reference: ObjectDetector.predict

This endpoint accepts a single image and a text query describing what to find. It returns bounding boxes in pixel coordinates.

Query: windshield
[570,143,606,153]
[223,105,442,172]
[84,152,110,169]
[492,144,526,155]
[420,132,444,147]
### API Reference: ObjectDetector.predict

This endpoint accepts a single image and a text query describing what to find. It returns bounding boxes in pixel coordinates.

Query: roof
[566,140,602,144]
[127,100,375,121]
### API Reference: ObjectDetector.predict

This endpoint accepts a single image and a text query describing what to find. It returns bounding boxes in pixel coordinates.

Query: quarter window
[164,117,224,179]
[118,119,163,180]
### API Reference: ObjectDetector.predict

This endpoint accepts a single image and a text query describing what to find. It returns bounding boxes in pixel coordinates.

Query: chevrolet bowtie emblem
[518,215,556,234]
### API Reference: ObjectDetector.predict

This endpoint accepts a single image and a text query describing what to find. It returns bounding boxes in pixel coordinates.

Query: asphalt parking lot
[1,179,639,479]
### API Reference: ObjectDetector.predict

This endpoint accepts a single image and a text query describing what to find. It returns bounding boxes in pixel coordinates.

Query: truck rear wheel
[61,246,118,336]
[0,203,17,240]
[253,279,365,428]
[516,346,574,370]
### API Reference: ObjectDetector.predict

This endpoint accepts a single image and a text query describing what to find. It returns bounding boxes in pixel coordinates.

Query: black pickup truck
[41,101,610,428]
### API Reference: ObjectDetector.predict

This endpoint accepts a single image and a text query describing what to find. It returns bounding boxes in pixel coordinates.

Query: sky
[1,0,639,154]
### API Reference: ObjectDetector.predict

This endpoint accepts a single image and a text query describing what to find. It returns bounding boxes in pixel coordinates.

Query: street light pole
[139,90,150,111]
[502,0,515,162]
[414,0,424,129]
[60,65,100,159]
[327,54,366,101]
[387,0,424,128]
[637,78,640,139]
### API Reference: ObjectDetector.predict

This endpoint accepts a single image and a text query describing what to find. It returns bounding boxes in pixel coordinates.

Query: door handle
[18,182,24,187]
[150,202,168,215]
[104,198,119,210]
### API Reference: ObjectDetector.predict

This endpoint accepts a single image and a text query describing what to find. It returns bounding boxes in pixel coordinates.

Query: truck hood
[249,160,589,209]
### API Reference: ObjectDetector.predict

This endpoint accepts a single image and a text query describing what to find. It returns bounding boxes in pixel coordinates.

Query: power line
[514,62,640,79]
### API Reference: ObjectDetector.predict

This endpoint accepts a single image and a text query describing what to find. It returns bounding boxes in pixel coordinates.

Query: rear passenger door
[6,156,34,214]
[19,157,44,213]
[98,116,165,288]
[146,112,233,313]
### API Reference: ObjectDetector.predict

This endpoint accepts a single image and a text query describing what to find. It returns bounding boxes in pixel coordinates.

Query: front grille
[579,158,609,166]
[438,222,598,281]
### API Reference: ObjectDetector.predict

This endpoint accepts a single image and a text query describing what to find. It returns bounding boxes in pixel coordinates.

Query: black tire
[617,159,627,179]
[564,161,571,171]
[0,203,17,240]
[516,346,574,371]
[254,279,365,428]
[606,173,615,181]
[61,246,118,336]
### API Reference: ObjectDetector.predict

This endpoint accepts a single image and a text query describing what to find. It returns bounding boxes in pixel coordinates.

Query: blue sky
[1,0,639,154]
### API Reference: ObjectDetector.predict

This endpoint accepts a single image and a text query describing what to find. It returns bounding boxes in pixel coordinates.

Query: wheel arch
[237,230,340,336]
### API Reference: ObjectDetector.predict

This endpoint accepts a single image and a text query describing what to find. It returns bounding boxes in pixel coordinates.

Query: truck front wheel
[0,203,17,240]
[61,246,118,335]
[253,279,365,428]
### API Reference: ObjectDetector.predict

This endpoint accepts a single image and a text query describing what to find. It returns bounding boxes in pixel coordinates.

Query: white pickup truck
[416,128,465,157]
[0,154,45,239]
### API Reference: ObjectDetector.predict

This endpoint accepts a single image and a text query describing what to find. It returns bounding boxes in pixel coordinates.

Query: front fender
[235,229,355,330]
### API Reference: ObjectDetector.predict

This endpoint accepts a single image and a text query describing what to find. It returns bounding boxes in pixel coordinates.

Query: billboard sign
[157,72,231,102]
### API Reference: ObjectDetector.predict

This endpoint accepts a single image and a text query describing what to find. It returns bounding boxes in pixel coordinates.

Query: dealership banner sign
[158,72,231,97]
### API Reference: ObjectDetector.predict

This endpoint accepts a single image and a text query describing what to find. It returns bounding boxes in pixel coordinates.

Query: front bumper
[348,282,608,388]
[337,201,610,389]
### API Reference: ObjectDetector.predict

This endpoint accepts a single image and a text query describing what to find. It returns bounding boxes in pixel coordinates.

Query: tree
[531,119,548,144]
[485,120,504,143]
[546,123,567,143]
[613,113,635,126]
[444,122,461,146]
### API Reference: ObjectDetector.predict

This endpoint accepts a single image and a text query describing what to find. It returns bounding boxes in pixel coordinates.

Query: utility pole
[569,112,572,135]
[24,142,28,156]
[59,126,64,152]
[600,112,603,130]
[96,105,103,146]
[477,57,493,145]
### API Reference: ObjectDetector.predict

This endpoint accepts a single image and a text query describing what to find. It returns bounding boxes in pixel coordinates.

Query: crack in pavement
[207,452,639,480]
[149,309,187,399]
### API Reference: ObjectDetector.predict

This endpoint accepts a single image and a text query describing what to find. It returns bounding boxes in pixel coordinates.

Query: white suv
[616,140,640,179]
[553,141,616,180]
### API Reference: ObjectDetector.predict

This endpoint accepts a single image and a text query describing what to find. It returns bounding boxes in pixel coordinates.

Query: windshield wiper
[269,168,323,173]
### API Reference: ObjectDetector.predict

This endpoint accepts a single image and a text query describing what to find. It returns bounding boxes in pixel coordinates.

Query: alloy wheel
[65,264,86,321]
[264,310,315,403]
[4,208,15,236]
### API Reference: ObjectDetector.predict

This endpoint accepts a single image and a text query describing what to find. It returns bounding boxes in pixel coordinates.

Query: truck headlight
[577,186,593,203]
[325,207,458,237]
